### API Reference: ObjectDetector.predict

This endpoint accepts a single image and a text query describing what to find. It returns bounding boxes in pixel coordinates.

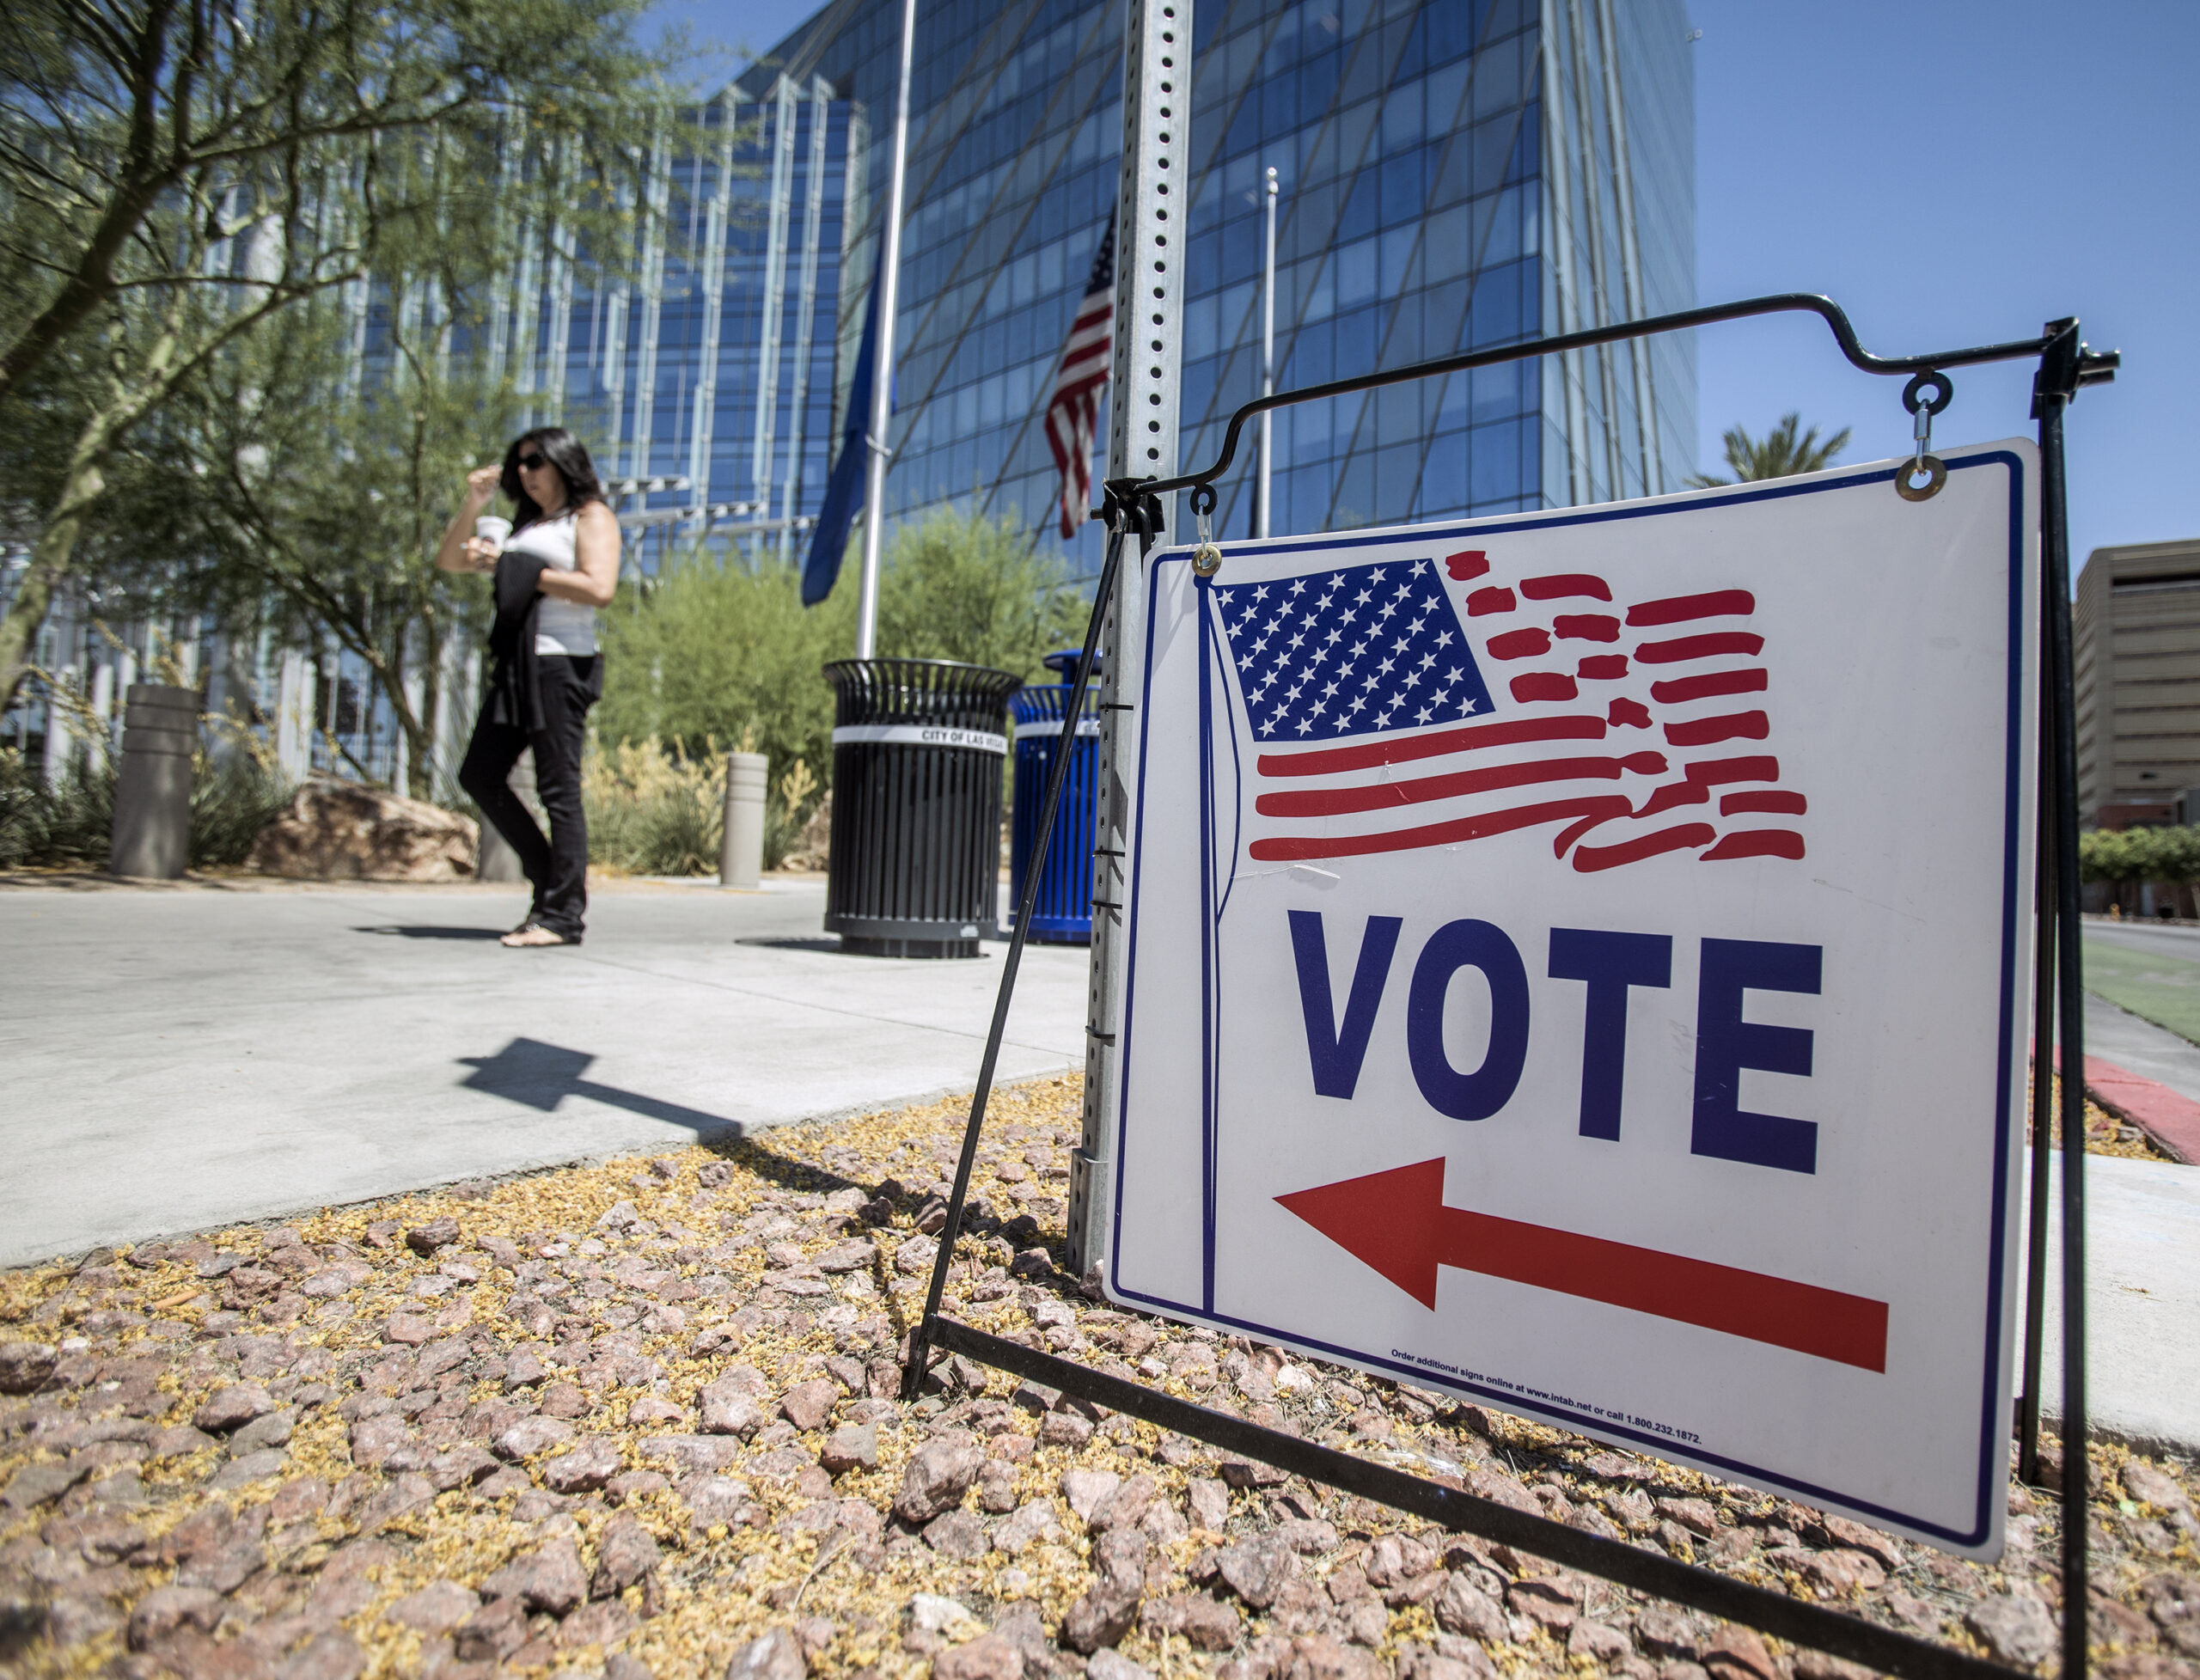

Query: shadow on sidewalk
[455,1036,866,1197]
[354,925,506,940]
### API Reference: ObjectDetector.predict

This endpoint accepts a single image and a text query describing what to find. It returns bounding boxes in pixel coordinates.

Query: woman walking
[437,428,620,947]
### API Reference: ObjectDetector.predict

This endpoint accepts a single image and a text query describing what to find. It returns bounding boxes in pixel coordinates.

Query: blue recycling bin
[1008,650,1102,944]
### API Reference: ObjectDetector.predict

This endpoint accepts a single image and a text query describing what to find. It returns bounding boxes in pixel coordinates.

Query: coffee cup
[474,515,512,547]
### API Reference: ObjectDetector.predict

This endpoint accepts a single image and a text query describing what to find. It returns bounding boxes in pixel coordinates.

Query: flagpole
[1257,165,1278,540]
[853,0,918,660]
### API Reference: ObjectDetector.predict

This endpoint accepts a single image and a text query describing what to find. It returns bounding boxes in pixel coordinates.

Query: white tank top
[504,509,596,657]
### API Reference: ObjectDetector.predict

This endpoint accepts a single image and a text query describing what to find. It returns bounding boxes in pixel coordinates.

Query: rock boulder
[249,777,478,882]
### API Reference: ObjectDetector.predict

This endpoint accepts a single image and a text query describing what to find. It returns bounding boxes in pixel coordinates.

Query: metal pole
[1066,0,1191,1280]
[853,0,918,661]
[1257,166,1278,539]
[2037,316,2087,1680]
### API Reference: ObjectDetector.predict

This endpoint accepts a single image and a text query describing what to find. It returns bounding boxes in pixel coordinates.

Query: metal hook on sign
[1189,483,1223,577]
[1896,370,1952,501]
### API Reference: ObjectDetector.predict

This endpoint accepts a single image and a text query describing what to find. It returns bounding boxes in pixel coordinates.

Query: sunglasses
[516,451,548,471]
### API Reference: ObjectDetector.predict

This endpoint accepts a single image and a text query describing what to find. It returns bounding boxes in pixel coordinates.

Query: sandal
[500,922,578,948]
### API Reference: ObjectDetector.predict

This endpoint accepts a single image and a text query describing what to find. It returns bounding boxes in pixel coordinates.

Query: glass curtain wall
[465,85,862,572]
[479,0,1692,581]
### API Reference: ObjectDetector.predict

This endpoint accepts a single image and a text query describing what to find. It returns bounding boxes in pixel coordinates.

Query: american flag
[1213,547,1806,873]
[1045,215,1115,539]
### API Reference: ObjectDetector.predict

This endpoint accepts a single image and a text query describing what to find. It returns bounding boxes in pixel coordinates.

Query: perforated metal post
[1066,0,1192,1279]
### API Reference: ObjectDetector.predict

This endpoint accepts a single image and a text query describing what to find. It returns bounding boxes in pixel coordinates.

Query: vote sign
[1105,443,2038,1557]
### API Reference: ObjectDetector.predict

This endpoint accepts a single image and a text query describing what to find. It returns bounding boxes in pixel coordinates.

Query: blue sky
[1691,0,2197,566]
[677,0,2197,563]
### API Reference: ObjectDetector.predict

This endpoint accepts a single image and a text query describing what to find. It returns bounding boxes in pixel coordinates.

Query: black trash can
[823,658,1024,957]
[1009,651,1103,944]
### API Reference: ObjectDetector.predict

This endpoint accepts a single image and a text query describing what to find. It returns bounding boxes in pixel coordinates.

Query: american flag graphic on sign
[1044,215,1115,539]
[1214,547,1806,872]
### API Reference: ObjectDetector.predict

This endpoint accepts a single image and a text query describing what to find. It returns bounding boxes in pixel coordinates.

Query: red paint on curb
[2083,1055,2200,1165]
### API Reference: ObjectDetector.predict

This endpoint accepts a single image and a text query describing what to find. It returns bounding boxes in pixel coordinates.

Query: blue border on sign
[1107,452,2030,1551]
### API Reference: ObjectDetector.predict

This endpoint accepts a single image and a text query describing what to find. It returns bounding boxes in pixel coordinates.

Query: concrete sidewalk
[2025,1150,2200,1457]
[0,877,1085,1268]
[2084,987,2200,1106]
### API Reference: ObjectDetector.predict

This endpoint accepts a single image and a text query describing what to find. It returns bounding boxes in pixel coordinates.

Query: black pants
[461,655,597,939]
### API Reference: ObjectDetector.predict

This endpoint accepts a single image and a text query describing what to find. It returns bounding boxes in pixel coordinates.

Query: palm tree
[1687,413,1852,486]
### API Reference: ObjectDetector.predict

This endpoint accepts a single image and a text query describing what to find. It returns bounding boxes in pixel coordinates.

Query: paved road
[2082,916,2200,962]
[0,877,1085,1267]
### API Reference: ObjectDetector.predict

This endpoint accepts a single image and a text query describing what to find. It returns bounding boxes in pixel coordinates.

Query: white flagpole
[853,0,918,660]
[1258,164,1278,540]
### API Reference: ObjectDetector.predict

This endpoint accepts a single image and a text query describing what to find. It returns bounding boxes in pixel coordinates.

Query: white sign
[1105,443,2038,1558]
[832,724,1008,755]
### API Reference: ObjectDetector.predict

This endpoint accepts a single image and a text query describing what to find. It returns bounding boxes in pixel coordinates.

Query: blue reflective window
[1335,168,1380,244]
[1335,303,1378,376]
[1378,150,1423,225]
[1470,358,1525,425]
[1509,103,1539,181]
[1375,441,1421,523]
[1466,258,1520,346]
[1287,319,1333,388]
[1470,417,1520,506]
[1333,452,1374,527]
[1384,290,1425,365]
[1420,426,1468,511]
[1335,237,1378,309]
[1299,52,1341,123]
[1378,224,1416,295]
[1382,76,1423,156]
[1220,216,1261,285]
[1185,291,1219,360]
[1288,465,1332,535]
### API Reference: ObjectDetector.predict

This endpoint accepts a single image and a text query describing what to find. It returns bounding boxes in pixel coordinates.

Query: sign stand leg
[2018,772,2055,1488]
[902,518,1136,1397]
[2037,317,2090,1680]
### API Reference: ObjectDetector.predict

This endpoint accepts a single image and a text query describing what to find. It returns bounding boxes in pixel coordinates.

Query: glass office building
[521,0,1694,572]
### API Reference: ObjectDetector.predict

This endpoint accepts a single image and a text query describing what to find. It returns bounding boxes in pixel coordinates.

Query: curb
[2084,1054,2200,1164]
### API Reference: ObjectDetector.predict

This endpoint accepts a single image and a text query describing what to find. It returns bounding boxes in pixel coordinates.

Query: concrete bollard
[475,748,537,883]
[721,751,768,889]
[110,683,197,879]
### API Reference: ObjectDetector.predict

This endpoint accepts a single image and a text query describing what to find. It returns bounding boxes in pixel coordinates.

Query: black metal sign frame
[901,291,2117,1680]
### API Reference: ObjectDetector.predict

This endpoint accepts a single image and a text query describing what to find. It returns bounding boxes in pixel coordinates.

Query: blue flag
[803,247,891,606]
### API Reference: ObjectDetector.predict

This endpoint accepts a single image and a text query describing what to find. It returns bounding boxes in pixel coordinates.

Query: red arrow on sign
[1275,1158,1888,1371]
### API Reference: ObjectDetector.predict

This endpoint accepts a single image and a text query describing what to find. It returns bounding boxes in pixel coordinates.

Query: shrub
[2079,825,2200,885]
[583,737,724,877]
[0,748,114,868]
[596,563,849,798]
[582,737,825,877]
[0,742,288,870]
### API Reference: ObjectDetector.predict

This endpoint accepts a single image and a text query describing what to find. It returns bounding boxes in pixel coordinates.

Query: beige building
[2074,538,2200,828]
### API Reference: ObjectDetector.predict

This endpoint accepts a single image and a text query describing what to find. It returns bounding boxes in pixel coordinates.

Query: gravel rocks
[4,1072,2196,1680]
[895,1429,985,1524]
[822,1420,880,1474]
[1966,1591,2059,1666]
[481,1537,589,1616]
[0,1341,56,1394]
[192,1381,274,1432]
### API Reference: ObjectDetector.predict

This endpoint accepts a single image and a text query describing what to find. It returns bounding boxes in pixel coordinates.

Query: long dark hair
[501,428,606,530]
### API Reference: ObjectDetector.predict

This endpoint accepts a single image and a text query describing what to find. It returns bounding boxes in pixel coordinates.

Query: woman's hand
[437,465,508,573]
